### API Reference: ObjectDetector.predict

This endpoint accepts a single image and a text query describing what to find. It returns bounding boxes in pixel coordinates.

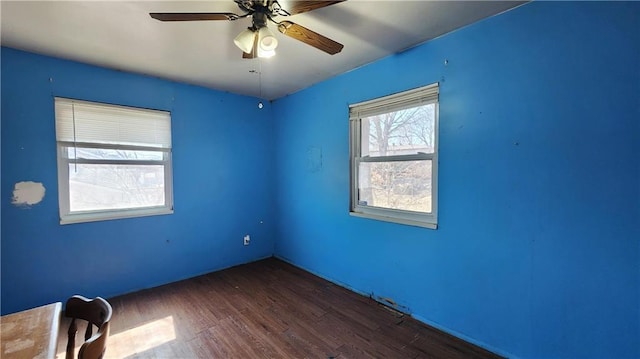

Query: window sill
[349,211,437,229]
[60,207,173,225]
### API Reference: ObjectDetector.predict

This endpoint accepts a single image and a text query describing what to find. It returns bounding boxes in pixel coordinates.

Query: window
[55,98,173,224]
[349,83,439,229]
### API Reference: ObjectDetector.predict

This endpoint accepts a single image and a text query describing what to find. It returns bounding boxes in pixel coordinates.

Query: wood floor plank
[55,258,503,359]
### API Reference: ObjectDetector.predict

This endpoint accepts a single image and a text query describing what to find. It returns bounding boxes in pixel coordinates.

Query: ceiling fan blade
[149,13,239,21]
[284,1,345,15]
[277,21,343,55]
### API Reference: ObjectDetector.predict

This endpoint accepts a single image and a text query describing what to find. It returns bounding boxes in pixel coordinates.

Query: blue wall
[1,48,276,314]
[272,2,639,359]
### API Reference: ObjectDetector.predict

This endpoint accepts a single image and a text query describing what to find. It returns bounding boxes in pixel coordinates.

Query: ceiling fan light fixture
[233,28,256,54]
[258,26,278,52]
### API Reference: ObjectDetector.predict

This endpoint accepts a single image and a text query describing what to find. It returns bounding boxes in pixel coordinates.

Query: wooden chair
[65,295,113,359]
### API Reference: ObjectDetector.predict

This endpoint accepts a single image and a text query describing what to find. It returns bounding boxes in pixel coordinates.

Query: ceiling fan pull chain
[259,58,263,99]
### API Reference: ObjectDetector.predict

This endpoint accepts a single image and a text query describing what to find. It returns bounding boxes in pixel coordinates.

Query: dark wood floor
[57,258,502,359]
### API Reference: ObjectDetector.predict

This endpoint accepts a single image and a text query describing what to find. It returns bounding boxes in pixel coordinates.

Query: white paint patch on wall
[12,181,46,207]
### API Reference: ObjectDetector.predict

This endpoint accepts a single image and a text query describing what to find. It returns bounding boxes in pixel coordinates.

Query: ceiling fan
[150,0,345,59]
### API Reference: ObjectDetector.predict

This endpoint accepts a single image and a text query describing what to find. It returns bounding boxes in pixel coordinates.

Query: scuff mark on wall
[12,181,46,207]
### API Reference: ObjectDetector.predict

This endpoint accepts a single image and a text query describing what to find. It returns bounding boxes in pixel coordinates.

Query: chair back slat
[66,318,77,359]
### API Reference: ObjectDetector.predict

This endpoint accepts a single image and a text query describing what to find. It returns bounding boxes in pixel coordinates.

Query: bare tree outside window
[359,103,435,213]
[68,148,166,212]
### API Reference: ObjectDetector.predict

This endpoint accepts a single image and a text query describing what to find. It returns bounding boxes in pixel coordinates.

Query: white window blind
[349,83,439,120]
[55,98,172,149]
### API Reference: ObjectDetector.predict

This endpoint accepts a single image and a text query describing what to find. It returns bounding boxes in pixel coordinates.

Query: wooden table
[1,302,62,359]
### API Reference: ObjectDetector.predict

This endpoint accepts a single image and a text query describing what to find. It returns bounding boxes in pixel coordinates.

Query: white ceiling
[1,1,525,100]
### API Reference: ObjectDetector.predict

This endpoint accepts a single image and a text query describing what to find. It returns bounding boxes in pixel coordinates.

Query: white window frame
[349,83,439,229]
[55,98,174,224]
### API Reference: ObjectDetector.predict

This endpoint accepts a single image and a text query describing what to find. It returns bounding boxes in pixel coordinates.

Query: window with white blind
[55,98,173,224]
[349,83,439,229]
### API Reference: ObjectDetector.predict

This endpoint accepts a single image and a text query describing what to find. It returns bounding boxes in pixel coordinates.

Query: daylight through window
[55,98,173,224]
[349,83,438,228]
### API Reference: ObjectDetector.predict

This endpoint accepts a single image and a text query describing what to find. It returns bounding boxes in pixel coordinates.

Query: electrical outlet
[243,235,250,246]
